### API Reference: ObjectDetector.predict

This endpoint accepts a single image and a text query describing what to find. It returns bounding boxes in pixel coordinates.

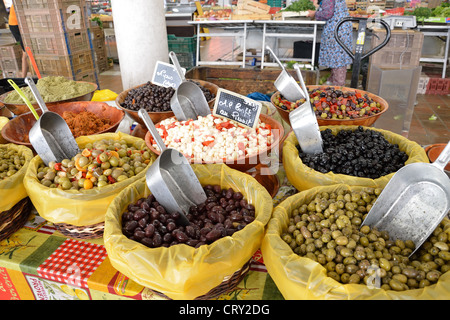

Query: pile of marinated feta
[151,114,275,163]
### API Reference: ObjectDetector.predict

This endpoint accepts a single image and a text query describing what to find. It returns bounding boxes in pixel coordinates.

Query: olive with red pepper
[272,87,382,120]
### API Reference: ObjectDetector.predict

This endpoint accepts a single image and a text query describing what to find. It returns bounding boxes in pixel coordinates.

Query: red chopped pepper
[54,163,63,171]
[216,121,234,131]
[161,127,168,139]
[107,175,116,184]
[202,140,214,147]
[330,105,337,114]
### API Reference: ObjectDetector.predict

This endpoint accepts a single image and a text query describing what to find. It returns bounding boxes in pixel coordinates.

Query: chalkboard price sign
[212,88,262,129]
[151,61,183,89]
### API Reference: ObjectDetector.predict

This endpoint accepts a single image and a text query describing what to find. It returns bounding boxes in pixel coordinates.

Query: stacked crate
[425,75,450,95]
[167,34,197,70]
[417,73,430,95]
[369,29,424,70]
[0,43,23,78]
[266,0,283,7]
[13,0,98,84]
[233,0,272,19]
[90,24,109,74]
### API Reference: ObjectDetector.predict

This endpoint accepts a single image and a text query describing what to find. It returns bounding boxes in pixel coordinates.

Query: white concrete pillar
[111,0,169,90]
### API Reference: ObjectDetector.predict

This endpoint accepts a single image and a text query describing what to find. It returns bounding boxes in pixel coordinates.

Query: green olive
[61,159,70,167]
[389,279,406,291]
[97,180,108,188]
[78,156,89,167]
[101,162,111,170]
[78,178,86,188]
[116,175,128,182]
[281,188,450,291]
[109,156,119,167]
[426,270,441,282]
[61,181,73,190]
[111,168,124,180]
[438,251,450,261]
[99,152,109,163]
[44,171,56,181]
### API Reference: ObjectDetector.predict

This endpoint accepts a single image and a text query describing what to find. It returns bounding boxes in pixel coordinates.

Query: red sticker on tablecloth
[37,239,107,289]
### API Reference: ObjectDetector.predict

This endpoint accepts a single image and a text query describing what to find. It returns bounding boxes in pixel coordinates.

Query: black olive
[297,126,407,179]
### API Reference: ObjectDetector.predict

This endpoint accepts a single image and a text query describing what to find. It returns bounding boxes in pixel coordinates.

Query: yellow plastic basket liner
[0,116,9,144]
[104,164,273,300]
[261,184,450,300]
[283,125,429,191]
[23,132,155,226]
[0,144,34,212]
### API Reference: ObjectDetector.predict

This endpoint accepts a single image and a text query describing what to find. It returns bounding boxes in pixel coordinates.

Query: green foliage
[432,4,450,17]
[412,7,432,18]
[282,0,316,12]
[91,16,103,29]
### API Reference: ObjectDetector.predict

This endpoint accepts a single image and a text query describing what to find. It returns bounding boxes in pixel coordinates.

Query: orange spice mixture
[62,110,111,137]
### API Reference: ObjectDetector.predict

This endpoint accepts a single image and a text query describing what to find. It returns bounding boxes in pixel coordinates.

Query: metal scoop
[266,45,305,102]
[168,51,210,121]
[289,64,323,155]
[362,141,450,256]
[138,109,207,226]
[24,76,80,166]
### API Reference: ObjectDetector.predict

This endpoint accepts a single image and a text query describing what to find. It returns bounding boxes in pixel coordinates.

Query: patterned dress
[315,0,353,69]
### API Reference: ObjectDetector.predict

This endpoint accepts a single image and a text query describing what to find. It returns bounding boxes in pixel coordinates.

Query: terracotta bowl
[116,83,174,127]
[425,143,450,171]
[0,81,98,116]
[1,101,125,150]
[144,113,285,172]
[271,86,389,127]
[246,164,280,198]
[116,80,219,128]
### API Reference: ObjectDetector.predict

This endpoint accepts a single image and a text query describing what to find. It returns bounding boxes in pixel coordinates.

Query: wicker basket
[54,222,105,239]
[150,259,251,300]
[0,197,32,242]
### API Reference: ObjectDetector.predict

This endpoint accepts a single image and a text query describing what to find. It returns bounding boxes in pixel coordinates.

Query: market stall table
[417,24,450,79]
[254,20,325,70]
[189,20,254,68]
[0,157,296,300]
[188,19,325,69]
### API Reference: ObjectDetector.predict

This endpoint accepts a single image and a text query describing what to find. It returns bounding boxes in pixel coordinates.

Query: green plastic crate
[267,0,283,7]
[167,35,197,69]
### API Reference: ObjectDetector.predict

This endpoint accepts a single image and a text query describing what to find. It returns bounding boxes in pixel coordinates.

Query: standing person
[307,0,353,86]
[8,4,29,78]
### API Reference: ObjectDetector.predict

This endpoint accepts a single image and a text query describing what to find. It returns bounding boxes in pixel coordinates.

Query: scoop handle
[138,109,167,152]
[432,141,450,171]
[293,63,308,102]
[25,76,49,113]
[266,45,286,71]
[169,51,186,81]
[25,47,41,79]
[7,79,39,120]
